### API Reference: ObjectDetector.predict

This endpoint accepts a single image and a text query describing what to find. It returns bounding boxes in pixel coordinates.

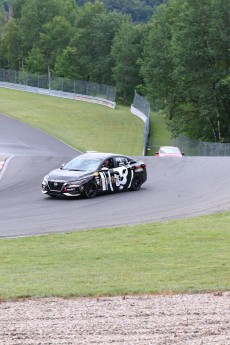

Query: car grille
[48,181,65,192]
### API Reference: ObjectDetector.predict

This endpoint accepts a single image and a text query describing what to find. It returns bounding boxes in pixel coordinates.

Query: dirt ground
[1,292,230,345]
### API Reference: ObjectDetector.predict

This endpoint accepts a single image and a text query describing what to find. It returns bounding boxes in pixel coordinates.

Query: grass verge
[0,212,229,299]
[147,111,172,156]
[0,88,144,155]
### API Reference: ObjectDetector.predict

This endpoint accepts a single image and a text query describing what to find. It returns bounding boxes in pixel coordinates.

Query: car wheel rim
[132,175,142,190]
[85,183,97,198]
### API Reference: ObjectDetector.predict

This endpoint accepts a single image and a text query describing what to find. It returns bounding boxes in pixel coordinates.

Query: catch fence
[131,91,150,155]
[0,68,116,108]
[173,135,230,156]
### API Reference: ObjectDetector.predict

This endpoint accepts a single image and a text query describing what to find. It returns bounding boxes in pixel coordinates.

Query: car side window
[114,157,129,167]
[101,158,114,169]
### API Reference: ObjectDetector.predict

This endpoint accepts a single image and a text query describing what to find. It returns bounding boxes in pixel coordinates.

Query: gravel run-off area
[1,292,230,345]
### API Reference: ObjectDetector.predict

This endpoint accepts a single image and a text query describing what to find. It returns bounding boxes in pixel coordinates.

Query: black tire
[130,174,142,191]
[83,181,98,198]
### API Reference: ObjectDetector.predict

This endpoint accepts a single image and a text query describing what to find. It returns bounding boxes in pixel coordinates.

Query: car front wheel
[130,174,142,191]
[83,181,98,198]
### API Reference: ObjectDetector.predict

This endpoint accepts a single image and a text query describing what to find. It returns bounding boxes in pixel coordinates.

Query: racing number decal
[114,167,128,189]
[99,166,134,191]
[113,166,134,190]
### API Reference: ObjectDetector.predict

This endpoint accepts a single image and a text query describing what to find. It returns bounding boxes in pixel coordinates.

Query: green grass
[0,88,144,155]
[0,212,230,299]
[0,88,229,299]
[147,111,172,156]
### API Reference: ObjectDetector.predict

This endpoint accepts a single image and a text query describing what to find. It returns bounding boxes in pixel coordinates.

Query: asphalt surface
[1,113,230,238]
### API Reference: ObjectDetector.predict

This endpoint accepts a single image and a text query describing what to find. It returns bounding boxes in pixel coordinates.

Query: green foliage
[140,4,177,116]
[0,2,8,34]
[38,16,74,70]
[111,21,147,104]
[75,0,167,22]
[0,18,22,69]
[146,110,172,155]
[54,46,81,79]
[141,0,230,142]
[11,0,26,18]
[62,2,126,84]
[24,47,47,74]
[19,0,65,54]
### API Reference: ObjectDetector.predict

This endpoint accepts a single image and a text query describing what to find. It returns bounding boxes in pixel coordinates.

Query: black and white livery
[42,152,147,198]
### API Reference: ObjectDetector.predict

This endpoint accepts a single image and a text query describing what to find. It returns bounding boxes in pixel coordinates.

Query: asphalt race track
[1,113,230,238]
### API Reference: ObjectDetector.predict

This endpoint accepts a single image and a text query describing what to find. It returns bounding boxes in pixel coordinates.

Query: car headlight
[68,179,86,186]
[42,176,48,186]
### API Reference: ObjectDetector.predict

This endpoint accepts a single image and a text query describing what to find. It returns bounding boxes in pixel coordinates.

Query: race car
[42,152,147,198]
[155,146,184,157]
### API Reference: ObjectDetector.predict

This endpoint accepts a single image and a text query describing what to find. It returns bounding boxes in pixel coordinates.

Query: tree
[24,47,47,74]
[0,17,22,68]
[1,0,76,71]
[18,0,65,55]
[111,20,147,104]
[76,0,169,22]
[54,46,82,79]
[57,1,125,83]
[141,0,230,142]
[11,0,27,18]
[172,0,230,141]
[38,16,74,70]
[89,9,126,84]
[140,3,178,116]
[0,3,6,36]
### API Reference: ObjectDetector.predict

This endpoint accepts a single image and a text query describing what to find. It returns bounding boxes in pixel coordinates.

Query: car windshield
[160,147,181,154]
[63,157,102,171]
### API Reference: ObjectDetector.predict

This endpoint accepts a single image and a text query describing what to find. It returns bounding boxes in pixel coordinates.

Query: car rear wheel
[83,181,98,198]
[130,174,142,191]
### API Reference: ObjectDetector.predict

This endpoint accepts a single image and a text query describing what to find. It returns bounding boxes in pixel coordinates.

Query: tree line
[0,0,229,142]
[76,0,167,23]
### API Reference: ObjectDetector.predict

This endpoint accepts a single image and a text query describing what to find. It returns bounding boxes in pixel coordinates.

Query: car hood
[47,169,92,182]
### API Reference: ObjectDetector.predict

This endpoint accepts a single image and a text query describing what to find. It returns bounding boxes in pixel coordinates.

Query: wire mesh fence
[172,135,230,156]
[0,68,116,105]
[131,91,150,155]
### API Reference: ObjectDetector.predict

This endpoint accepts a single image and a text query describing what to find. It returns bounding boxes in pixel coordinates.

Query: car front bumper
[42,180,84,197]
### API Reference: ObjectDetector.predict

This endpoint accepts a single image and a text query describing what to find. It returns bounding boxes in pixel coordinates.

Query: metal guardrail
[0,68,116,109]
[0,82,116,108]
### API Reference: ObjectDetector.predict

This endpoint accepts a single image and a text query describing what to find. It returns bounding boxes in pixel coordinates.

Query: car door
[98,158,116,192]
[98,157,132,193]
[112,156,133,191]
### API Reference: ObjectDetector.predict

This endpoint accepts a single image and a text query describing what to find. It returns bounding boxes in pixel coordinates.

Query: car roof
[79,152,129,159]
[160,146,180,150]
